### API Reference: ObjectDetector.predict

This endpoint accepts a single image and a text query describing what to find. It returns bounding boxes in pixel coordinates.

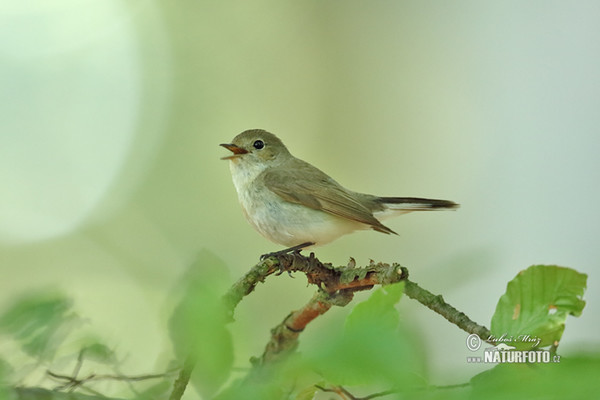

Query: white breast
[228,160,366,247]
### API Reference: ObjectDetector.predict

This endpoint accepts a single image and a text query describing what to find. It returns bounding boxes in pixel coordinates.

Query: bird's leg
[260,242,315,261]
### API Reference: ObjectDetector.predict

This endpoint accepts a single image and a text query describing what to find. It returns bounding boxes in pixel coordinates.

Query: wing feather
[262,161,395,234]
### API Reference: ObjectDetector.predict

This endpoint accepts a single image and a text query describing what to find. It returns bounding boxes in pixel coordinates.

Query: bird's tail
[376,197,459,211]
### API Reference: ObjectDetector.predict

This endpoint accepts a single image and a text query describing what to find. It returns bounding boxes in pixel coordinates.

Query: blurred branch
[47,368,175,392]
[315,384,395,400]
[13,387,127,400]
[168,356,195,400]
[315,381,470,399]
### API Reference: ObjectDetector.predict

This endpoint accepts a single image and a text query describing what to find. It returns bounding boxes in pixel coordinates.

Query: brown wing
[261,160,396,234]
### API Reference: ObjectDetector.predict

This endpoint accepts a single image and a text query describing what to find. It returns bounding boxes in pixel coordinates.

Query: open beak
[220,143,248,160]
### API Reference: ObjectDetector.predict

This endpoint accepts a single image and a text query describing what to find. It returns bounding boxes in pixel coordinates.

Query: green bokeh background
[1,1,599,398]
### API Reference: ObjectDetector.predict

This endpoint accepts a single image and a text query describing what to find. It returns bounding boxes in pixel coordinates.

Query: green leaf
[471,353,600,399]
[490,265,587,349]
[214,377,284,400]
[305,282,427,389]
[0,356,14,400]
[136,380,173,400]
[294,383,320,400]
[0,362,12,400]
[168,249,233,398]
[215,354,316,400]
[345,281,404,333]
[82,342,116,364]
[0,291,78,360]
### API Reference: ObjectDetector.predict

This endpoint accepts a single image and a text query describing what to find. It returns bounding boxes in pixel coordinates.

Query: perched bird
[221,129,457,252]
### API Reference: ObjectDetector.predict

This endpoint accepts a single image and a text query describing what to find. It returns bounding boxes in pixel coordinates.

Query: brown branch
[251,253,492,366]
[170,252,492,399]
[275,253,407,294]
[222,253,407,315]
[253,255,409,366]
[254,290,349,365]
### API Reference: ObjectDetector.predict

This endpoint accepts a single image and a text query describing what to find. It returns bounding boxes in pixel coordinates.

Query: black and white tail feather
[371,197,458,234]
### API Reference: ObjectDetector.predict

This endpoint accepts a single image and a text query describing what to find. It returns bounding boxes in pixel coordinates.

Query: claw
[260,242,315,260]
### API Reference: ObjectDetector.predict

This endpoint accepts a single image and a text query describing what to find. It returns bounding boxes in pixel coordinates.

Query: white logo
[466,333,481,351]
[465,334,561,364]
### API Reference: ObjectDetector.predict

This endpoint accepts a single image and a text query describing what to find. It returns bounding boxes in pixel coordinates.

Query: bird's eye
[253,140,265,149]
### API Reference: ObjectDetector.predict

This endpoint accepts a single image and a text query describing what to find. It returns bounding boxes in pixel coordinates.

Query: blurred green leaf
[345,281,403,333]
[214,377,284,400]
[305,282,426,389]
[0,357,13,378]
[82,342,116,364]
[471,353,600,399]
[294,383,319,400]
[0,357,14,400]
[135,380,173,400]
[216,353,323,400]
[168,249,232,398]
[13,387,127,400]
[490,265,587,349]
[0,291,78,360]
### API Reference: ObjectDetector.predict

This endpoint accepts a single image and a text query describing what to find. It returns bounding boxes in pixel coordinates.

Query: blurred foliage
[79,342,117,365]
[304,282,426,389]
[215,282,425,399]
[0,290,148,399]
[168,249,233,398]
[0,291,118,367]
[0,292,78,361]
[470,354,600,400]
[491,265,587,350]
[212,265,595,400]
[135,380,173,400]
[0,262,594,400]
[2,1,599,399]
[0,356,14,400]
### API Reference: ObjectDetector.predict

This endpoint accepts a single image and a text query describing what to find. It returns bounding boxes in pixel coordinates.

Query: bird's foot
[260,242,315,261]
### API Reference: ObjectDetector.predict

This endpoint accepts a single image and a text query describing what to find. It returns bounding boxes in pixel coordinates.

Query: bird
[220,129,457,253]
